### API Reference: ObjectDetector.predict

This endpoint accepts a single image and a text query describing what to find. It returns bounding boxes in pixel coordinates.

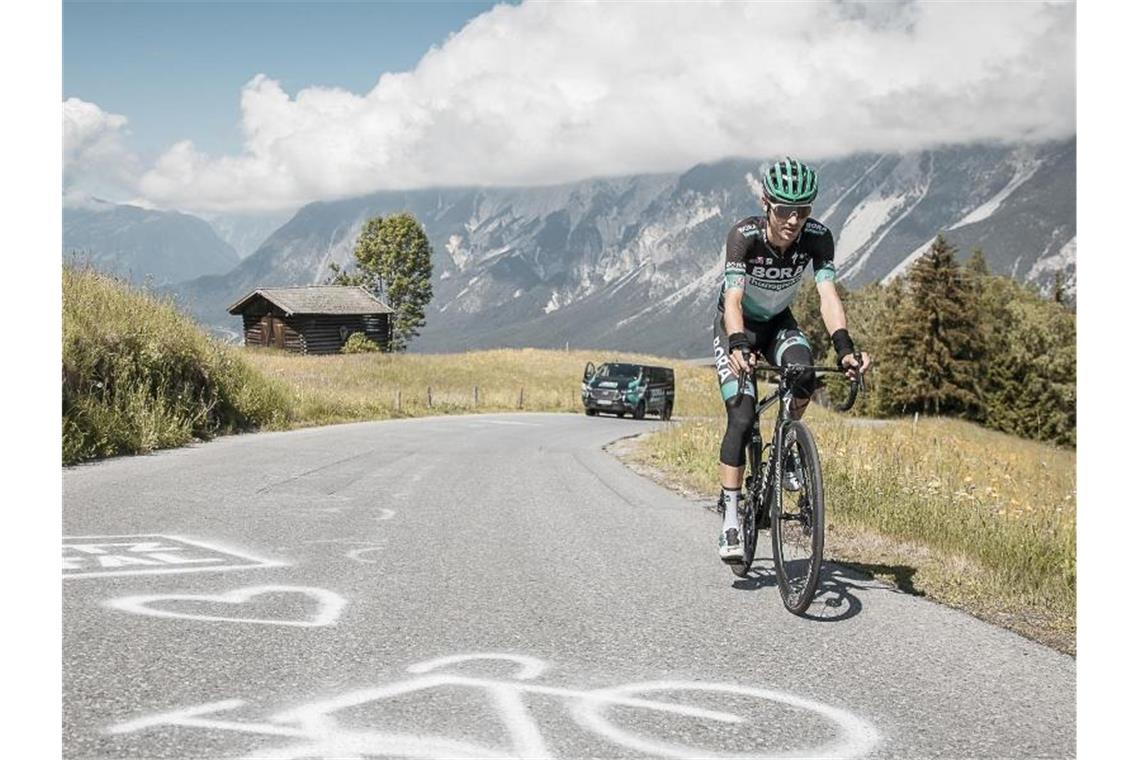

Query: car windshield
[597,363,640,381]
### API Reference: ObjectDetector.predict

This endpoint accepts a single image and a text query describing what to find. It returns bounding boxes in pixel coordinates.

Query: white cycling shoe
[718,527,744,563]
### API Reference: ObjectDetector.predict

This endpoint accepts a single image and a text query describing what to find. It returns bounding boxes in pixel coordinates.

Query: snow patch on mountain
[848,166,933,281]
[1027,234,1076,282]
[635,201,721,255]
[446,234,472,270]
[614,259,722,329]
[835,193,908,266]
[818,155,888,226]
[949,157,1043,230]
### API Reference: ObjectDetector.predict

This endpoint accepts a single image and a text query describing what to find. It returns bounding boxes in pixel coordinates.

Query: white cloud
[131,0,1073,211]
[62,97,141,203]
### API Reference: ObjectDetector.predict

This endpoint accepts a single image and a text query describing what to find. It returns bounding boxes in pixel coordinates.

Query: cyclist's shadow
[730,556,867,622]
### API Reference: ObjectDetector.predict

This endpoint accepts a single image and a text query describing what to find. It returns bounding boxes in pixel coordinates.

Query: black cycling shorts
[712,309,815,401]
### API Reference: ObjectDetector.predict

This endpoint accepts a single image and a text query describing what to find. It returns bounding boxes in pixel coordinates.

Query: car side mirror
[583,362,596,381]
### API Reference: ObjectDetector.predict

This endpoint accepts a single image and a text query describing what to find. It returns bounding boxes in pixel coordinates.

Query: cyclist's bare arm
[816,280,872,377]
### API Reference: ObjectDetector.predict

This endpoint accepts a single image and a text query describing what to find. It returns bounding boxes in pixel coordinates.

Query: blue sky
[65,1,505,160]
[62,1,1075,213]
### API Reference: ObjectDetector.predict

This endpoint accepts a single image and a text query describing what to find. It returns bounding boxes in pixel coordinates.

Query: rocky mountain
[199,210,297,259]
[64,199,240,286]
[165,138,1075,356]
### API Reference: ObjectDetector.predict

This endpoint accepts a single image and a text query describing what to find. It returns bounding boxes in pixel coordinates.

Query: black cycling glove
[831,329,856,366]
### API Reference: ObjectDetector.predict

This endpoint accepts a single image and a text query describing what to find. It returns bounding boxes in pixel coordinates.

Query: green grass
[63,267,293,464]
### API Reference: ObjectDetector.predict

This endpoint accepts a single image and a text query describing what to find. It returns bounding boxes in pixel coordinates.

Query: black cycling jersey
[716,216,837,322]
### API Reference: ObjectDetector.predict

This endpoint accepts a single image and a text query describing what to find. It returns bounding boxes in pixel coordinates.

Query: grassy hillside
[62,267,293,464]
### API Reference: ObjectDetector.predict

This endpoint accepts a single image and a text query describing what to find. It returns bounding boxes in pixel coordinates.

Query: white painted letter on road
[63,535,285,578]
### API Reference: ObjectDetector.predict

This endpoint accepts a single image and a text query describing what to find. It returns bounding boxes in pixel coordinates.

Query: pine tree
[875,235,986,417]
[976,275,1075,446]
[965,247,990,277]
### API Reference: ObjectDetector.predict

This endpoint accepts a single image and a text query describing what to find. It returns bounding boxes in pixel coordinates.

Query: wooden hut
[227,286,394,354]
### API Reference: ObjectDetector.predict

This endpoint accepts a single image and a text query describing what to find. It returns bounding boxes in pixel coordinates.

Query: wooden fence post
[473,385,479,406]
[396,389,401,412]
[518,386,524,409]
[427,386,433,408]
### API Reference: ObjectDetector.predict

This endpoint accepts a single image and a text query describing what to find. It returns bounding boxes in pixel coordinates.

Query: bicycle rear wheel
[770,420,824,614]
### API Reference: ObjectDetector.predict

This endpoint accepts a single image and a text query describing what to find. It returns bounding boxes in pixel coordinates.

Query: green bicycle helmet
[761,157,819,204]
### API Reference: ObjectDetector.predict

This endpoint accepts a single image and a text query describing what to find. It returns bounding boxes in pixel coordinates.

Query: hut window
[363,315,381,332]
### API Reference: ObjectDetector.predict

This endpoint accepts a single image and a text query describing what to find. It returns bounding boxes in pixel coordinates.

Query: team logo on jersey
[749,263,807,290]
[804,220,828,236]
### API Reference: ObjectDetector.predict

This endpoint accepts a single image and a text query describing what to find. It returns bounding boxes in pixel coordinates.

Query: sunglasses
[768,203,812,220]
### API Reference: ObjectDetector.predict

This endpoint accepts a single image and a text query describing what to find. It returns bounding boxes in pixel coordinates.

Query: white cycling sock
[721,489,741,532]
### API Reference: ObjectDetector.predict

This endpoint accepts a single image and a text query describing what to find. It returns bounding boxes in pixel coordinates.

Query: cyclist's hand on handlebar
[839,351,872,382]
[729,347,756,375]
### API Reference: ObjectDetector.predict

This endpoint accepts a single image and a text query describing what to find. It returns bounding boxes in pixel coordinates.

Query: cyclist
[714,157,872,563]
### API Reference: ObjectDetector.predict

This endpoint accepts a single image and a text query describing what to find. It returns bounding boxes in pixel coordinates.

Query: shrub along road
[63,413,1074,759]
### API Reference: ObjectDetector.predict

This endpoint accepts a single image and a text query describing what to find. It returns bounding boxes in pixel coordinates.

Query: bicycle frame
[737,360,863,516]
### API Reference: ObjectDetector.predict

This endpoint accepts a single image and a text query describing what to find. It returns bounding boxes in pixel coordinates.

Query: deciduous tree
[329,213,433,351]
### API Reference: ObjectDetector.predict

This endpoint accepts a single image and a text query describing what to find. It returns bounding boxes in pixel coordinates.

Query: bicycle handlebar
[732,351,864,412]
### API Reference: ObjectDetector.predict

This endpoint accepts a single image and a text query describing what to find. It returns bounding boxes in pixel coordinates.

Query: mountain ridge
[75,140,1075,356]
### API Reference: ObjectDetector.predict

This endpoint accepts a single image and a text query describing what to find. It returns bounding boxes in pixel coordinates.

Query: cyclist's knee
[776,330,815,400]
[719,397,754,467]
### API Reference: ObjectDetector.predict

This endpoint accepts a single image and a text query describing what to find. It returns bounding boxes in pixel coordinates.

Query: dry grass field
[241,346,718,423]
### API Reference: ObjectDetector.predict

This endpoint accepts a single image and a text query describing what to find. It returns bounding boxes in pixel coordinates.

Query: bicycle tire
[771,420,825,615]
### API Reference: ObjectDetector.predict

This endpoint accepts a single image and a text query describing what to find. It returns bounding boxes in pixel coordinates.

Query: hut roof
[227,286,394,316]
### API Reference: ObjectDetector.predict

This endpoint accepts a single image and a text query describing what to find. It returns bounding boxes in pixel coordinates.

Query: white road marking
[107,653,880,759]
[63,535,285,579]
[104,585,347,628]
[345,547,384,564]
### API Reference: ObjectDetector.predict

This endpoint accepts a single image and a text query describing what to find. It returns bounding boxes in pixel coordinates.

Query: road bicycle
[724,352,863,615]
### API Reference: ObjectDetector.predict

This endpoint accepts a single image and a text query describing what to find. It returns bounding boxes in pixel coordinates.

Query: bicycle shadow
[802,560,922,622]
[730,554,917,623]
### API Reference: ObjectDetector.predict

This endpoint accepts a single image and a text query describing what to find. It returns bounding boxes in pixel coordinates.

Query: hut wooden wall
[237,298,389,354]
[286,314,389,355]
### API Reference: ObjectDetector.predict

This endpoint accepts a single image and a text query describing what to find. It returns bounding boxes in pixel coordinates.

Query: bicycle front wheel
[771,420,825,615]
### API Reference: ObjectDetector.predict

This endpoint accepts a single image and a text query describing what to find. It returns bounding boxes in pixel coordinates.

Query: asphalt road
[63,412,1075,759]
